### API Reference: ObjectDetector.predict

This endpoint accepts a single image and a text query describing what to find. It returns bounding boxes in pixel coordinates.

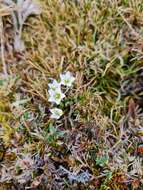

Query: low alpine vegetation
[0,0,143,190]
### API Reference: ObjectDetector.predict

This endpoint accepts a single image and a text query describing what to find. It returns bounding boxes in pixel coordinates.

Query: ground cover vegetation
[0,0,143,189]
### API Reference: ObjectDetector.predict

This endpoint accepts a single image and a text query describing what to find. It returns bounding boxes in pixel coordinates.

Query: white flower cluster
[48,71,75,120]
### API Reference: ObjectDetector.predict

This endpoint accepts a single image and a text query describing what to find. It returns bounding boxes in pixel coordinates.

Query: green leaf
[93,31,98,45]
[0,80,4,86]
[96,155,109,167]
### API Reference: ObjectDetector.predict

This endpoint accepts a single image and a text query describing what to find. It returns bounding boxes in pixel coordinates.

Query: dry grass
[0,0,143,189]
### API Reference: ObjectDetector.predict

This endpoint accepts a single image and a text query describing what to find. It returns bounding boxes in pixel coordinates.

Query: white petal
[49,88,62,95]
[50,108,63,119]
[60,74,65,81]
[66,71,71,77]
[48,79,61,90]
[48,96,60,104]
[61,92,65,99]
[54,98,61,105]
[48,96,56,103]
[51,113,59,119]
[71,76,75,82]
[48,89,55,96]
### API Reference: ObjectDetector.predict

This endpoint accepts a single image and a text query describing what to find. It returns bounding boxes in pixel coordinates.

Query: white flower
[60,71,75,87]
[48,89,65,105]
[50,108,63,119]
[48,79,61,91]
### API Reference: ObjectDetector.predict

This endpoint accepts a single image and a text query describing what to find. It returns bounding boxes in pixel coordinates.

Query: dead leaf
[31,175,43,188]
[128,98,136,118]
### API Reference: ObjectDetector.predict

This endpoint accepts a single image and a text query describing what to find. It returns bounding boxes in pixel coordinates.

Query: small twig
[0,16,8,76]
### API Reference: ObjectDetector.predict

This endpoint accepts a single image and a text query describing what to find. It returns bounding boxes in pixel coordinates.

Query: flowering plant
[60,71,75,87]
[48,89,65,105]
[48,71,75,120]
